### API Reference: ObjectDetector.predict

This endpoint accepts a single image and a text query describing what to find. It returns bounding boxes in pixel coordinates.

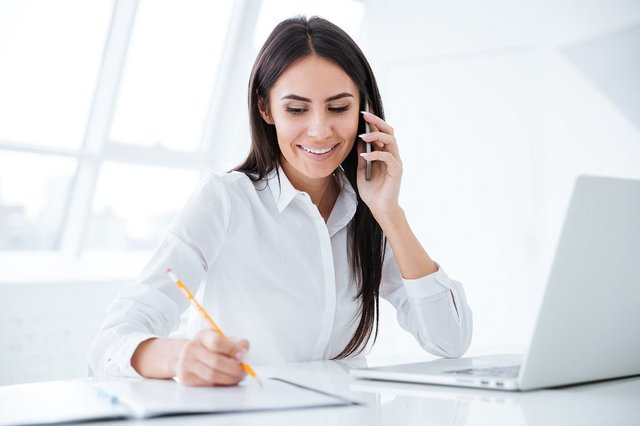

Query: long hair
[234,16,386,358]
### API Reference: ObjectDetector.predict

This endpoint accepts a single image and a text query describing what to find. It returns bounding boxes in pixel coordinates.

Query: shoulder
[172,172,256,233]
[199,170,248,188]
[193,171,269,209]
[196,171,255,196]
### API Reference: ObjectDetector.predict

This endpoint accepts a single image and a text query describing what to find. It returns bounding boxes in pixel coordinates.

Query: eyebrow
[280,92,354,102]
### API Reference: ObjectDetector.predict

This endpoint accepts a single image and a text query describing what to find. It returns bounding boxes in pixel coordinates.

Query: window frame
[0,0,366,283]
[0,0,261,281]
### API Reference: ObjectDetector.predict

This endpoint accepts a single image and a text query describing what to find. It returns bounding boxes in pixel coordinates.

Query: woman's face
[261,55,360,183]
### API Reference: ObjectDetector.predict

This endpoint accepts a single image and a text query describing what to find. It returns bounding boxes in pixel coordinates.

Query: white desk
[3,358,640,426]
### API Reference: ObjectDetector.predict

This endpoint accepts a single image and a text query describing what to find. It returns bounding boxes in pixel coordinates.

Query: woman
[89,16,472,386]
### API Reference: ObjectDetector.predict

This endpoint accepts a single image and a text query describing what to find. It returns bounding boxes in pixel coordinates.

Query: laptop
[352,175,640,391]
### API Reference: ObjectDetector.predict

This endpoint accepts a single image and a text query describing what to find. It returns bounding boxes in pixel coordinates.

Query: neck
[280,160,339,222]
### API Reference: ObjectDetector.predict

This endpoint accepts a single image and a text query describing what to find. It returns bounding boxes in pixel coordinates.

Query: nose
[306,110,332,140]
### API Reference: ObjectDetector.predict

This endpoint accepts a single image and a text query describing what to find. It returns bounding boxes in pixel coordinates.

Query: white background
[1,0,639,384]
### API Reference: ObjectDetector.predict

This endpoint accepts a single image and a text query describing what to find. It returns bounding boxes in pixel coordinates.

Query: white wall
[360,0,640,357]
[3,1,639,384]
[0,281,124,385]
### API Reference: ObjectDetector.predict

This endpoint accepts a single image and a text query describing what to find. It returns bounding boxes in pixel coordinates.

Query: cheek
[273,119,300,144]
[339,116,359,152]
[339,114,360,139]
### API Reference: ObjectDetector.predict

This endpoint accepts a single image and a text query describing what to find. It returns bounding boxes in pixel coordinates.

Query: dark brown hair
[234,16,386,358]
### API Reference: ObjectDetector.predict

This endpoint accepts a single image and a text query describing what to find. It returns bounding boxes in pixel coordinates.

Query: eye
[286,107,307,115]
[329,106,350,113]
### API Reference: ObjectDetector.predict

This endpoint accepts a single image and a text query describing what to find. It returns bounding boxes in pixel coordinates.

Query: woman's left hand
[357,111,403,222]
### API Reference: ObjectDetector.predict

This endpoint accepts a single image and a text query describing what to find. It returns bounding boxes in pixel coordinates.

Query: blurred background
[1,0,638,385]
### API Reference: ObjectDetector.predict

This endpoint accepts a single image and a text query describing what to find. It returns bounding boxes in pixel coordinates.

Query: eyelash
[286,106,350,115]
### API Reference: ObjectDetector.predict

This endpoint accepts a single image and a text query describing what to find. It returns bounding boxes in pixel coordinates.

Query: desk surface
[5,356,640,426]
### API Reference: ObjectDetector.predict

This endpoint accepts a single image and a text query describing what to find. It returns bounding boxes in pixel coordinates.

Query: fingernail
[361,110,372,115]
[360,152,372,158]
[359,133,371,139]
[235,349,247,362]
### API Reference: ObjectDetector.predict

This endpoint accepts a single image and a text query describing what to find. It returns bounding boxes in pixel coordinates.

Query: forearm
[377,207,438,279]
[131,337,187,379]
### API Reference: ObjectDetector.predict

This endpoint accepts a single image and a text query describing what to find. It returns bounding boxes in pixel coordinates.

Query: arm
[88,174,250,385]
[86,232,199,379]
[132,332,249,385]
[131,337,186,378]
[357,110,438,282]
[379,244,473,358]
[376,207,438,279]
[377,207,458,315]
[358,111,472,357]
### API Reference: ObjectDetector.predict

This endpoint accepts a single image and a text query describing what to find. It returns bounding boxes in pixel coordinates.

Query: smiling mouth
[298,144,339,155]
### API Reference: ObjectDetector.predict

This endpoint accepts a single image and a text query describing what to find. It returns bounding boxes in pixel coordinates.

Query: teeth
[301,145,334,154]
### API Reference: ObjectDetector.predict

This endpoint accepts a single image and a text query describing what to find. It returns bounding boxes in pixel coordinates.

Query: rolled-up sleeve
[87,174,232,378]
[380,247,473,358]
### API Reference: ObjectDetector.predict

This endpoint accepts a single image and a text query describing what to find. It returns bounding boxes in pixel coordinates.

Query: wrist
[132,337,187,379]
[374,205,405,233]
[167,339,187,377]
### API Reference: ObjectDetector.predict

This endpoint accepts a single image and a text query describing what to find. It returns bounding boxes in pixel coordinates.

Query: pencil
[166,268,262,386]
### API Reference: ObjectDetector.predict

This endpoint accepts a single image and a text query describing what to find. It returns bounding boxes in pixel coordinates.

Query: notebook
[0,377,358,425]
[351,175,640,391]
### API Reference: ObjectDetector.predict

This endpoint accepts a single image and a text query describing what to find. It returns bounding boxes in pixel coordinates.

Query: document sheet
[0,377,356,425]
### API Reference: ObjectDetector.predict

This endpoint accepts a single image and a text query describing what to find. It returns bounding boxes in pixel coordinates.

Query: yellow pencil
[166,268,262,386]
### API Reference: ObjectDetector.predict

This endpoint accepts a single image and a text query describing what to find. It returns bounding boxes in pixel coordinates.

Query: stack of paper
[0,377,357,425]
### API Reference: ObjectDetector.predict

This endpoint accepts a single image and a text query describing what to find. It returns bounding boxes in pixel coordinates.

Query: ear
[258,98,274,125]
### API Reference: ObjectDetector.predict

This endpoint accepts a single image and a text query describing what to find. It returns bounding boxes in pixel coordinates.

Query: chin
[301,165,337,179]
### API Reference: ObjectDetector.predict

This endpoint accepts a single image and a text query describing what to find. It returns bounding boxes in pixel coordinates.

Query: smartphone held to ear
[363,103,373,180]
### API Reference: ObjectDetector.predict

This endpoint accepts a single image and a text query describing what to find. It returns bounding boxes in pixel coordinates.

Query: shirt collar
[266,166,299,213]
[266,166,358,225]
[327,167,358,237]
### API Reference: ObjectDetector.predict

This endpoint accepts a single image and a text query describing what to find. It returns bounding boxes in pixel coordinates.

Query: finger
[362,111,394,135]
[186,359,219,386]
[198,331,236,356]
[180,369,210,387]
[228,337,249,362]
[360,126,400,159]
[359,131,399,154]
[360,132,400,160]
[360,151,402,177]
[234,338,250,354]
[190,358,243,386]
[196,348,246,379]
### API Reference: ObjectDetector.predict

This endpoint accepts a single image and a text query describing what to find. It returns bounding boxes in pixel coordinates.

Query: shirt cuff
[403,263,453,299]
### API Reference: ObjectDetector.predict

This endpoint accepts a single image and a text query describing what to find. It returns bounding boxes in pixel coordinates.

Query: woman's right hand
[174,329,250,386]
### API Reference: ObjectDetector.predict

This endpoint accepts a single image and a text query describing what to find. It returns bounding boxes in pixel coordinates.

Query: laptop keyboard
[444,365,521,378]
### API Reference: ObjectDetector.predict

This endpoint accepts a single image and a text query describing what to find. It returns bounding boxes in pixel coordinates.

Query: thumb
[231,338,250,362]
[236,338,250,352]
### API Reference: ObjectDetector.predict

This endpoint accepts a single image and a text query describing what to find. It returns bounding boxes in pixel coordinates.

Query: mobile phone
[364,103,373,180]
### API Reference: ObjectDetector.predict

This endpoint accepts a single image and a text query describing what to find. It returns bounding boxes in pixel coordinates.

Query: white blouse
[88,167,472,378]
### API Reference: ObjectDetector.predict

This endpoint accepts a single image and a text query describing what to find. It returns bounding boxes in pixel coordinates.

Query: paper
[0,380,129,426]
[0,377,356,425]
[96,377,355,418]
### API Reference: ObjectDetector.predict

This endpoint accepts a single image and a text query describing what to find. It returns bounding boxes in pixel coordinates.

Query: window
[0,152,76,250]
[109,0,234,151]
[0,0,113,149]
[0,0,366,281]
[85,162,198,251]
[0,0,236,258]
